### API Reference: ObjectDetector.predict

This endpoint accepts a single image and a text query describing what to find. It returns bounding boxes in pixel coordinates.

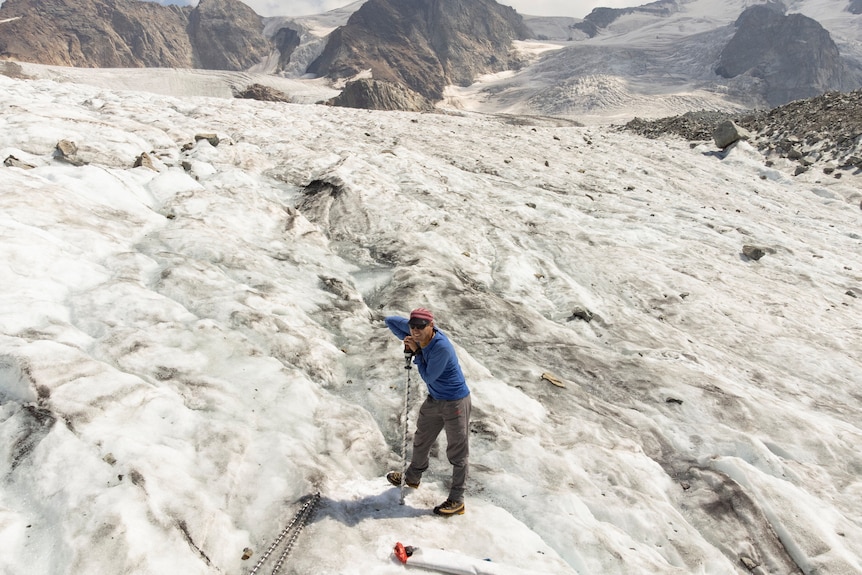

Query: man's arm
[384,316,410,340]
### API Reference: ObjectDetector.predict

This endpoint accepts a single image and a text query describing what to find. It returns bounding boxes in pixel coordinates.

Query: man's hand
[403,335,419,353]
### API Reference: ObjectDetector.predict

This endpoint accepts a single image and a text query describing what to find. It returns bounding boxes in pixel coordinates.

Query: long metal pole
[400,346,413,505]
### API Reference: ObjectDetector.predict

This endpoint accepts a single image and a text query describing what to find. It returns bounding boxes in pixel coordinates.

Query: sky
[1,61,861,575]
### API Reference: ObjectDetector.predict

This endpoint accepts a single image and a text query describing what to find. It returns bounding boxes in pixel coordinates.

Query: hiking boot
[386,471,419,489]
[433,499,465,516]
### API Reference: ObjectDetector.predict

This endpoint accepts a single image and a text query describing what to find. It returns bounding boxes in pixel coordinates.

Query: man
[384,307,471,516]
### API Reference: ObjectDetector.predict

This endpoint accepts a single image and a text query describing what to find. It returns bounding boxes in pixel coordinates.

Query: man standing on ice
[384,308,471,516]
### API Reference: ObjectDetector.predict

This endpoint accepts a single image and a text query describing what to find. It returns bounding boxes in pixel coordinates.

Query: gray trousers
[405,394,472,503]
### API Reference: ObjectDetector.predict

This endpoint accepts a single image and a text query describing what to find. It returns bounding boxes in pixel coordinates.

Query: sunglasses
[408,321,429,330]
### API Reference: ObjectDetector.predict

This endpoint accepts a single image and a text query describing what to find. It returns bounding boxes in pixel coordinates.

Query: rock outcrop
[273,27,302,72]
[0,0,269,70]
[307,0,531,101]
[187,0,270,70]
[715,5,847,107]
[234,84,291,103]
[712,120,752,149]
[325,79,435,112]
[623,89,862,174]
[0,0,192,68]
[572,0,678,38]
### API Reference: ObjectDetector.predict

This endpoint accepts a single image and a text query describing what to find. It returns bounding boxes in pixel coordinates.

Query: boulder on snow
[741,244,772,261]
[234,83,291,103]
[568,306,594,322]
[194,133,221,147]
[54,139,86,165]
[713,120,752,149]
[133,152,157,171]
[541,372,566,388]
[4,155,36,169]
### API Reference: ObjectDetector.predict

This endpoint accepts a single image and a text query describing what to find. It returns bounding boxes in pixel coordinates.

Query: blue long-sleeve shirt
[385,316,470,401]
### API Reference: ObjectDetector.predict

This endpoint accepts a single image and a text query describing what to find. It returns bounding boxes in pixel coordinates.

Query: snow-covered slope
[7,62,339,103]
[1,67,860,575]
[446,0,862,121]
[285,0,367,32]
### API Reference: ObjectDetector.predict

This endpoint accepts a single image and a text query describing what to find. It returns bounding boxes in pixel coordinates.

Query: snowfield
[0,65,861,575]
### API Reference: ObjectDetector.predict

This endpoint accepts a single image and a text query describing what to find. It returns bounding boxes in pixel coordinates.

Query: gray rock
[56,139,77,157]
[4,155,36,169]
[54,139,86,165]
[234,84,291,103]
[742,245,767,261]
[133,152,157,171]
[569,306,594,322]
[194,133,220,147]
[713,120,752,149]
[325,79,435,112]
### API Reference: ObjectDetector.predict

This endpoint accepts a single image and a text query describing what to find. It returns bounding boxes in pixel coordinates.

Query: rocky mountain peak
[0,0,269,71]
[715,4,847,106]
[187,0,270,70]
[0,0,193,68]
[572,0,679,38]
[306,0,532,101]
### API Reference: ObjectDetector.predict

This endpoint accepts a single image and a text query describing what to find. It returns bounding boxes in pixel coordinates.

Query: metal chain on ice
[247,492,320,575]
[399,347,413,505]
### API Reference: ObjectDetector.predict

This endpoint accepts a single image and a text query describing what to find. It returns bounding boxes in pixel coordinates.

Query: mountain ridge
[715,4,847,107]
[1,0,861,119]
[0,0,270,70]
[439,0,862,119]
